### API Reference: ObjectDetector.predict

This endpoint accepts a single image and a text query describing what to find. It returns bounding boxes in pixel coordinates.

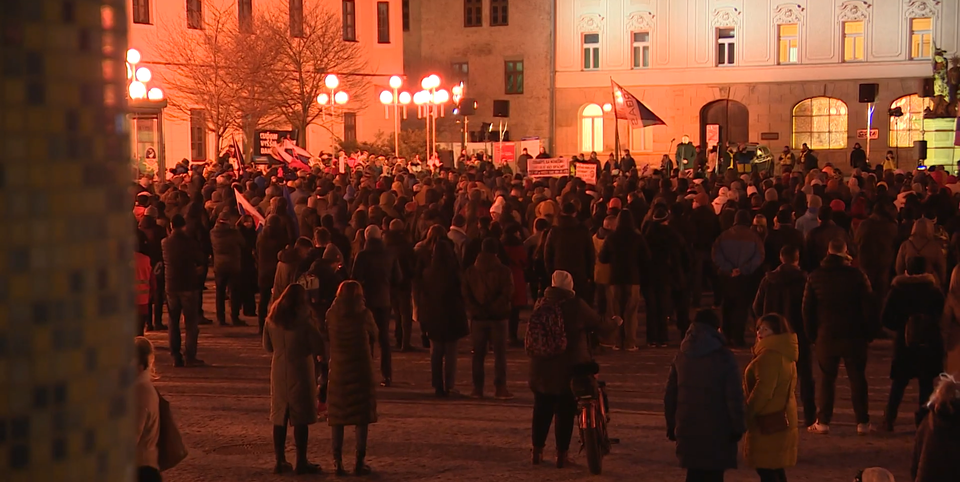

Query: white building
[128,0,404,173]
[554,0,960,168]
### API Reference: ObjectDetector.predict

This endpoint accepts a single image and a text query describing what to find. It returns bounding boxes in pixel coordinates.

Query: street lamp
[316,74,350,118]
[379,75,411,157]
[415,74,450,160]
[126,48,167,174]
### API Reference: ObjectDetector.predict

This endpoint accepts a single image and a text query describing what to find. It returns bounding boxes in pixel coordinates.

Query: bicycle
[571,361,617,475]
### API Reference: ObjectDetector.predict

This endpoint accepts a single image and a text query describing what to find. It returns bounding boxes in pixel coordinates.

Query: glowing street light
[316,74,350,117]
[380,76,412,157]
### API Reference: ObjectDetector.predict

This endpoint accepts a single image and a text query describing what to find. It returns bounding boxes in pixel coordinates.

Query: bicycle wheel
[582,407,603,475]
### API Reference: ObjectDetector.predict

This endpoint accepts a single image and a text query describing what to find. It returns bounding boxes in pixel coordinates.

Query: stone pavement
[145,296,917,482]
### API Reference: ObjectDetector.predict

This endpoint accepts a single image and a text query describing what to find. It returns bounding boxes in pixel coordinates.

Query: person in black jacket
[803,238,877,435]
[210,214,247,327]
[643,205,692,346]
[162,214,209,367]
[384,220,417,352]
[753,245,816,427]
[544,203,595,302]
[850,143,868,171]
[765,207,804,270]
[598,210,650,350]
[351,225,402,387]
[911,375,960,482]
[880,257,945,431]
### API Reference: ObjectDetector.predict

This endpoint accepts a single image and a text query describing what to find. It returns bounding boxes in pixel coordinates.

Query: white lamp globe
[126,48,141,65]
[389,75,403,89]
[324,74,340,89]
[135,67,152,83]
[334,91,349,105]
[147,88,164,101]
[379,90,393,105]
[317,93,330,105]
[129,81,147,100]
[427,74,440,89]
[398,92,412,105]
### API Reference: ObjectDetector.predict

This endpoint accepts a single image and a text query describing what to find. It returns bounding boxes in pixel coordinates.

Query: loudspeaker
[493,100,510,118]
[469,131,482,143]
[914,140,927,160]
[921,78,935,98]
[489,130,500,142]
[459,98,477,115]
[858,83,879,103]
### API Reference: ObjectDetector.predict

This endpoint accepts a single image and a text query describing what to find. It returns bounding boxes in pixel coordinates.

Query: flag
[610,80,666,128]
[231,135,245,176]
[235,188,265,231]
[269,142,311,171]
[282,185,300,239]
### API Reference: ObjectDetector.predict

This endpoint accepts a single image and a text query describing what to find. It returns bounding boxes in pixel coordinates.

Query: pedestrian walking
[462,238,515,400]
[665,310,746,482]
[880,257,945,430]
[325,281,379,476]
[803,238,877,435]
[743,314,799,482]
[210,213,247,326]
[351,225,402,387]
[264,284,325,475]
[598,210,650,350]
[529,271,616,468]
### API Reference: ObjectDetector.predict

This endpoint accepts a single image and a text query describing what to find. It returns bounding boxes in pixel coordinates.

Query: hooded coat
[895,217,947,286]
[943,266,960,375]
[210,221,245,275]
[462,253,514,321]
[325,296,379,426]
[418,244,469,343]
[664,322,746,471]
[753,263,807,338]
[257,217,290,290]
[803,254,877,354]
[263,305,325,426]
[351,238,402,309]
[712,225,765,276]
[527,287,613,395]
[881,273,945,380]
[742,333,799,470]
[544,214,595,294]
[912,401,960,482]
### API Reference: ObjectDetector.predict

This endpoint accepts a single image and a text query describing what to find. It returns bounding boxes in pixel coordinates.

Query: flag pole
[610,78,621,169]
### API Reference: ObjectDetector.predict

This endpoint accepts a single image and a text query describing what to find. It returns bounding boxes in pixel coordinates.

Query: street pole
[866,102,875,162]
[393,87,399,158]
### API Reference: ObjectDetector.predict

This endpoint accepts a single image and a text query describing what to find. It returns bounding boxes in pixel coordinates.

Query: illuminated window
[133,0,151,24]
[632,32,650,69]
[717,28,735,66]
[580,104,604,152]
[792,97,848,149]
[464,0,482,27]
[238,0,252,33]
[290,0,303,37]
[452,62,469,83]
[343,113,357,143]
[630,127,653,152]
[889,94,930,147]
[778,24,799,64]
[843,21,864,62]
[190,109,207,160]
[583,33,600,70]
[490,0,508,27]
[911,18,932,60]
[187,0,203,29]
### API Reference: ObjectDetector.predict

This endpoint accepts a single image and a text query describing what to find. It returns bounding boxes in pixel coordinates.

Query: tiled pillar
[0,1,135,481]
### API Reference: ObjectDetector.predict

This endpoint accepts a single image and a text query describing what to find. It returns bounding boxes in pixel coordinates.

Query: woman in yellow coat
[743,314,799,482]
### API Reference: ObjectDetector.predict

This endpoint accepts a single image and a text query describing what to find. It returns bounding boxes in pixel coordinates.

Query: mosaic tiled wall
[1,1,136,480]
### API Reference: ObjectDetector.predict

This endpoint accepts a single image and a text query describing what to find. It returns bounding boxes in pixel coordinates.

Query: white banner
[527,158,569,178]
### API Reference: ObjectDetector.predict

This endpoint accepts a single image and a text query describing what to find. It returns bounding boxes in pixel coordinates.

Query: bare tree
[260,1,369,148]
[158,4,240,153]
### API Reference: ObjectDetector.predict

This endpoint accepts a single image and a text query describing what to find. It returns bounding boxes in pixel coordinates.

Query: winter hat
[608,197,622,210]
[858,468,896,482]
[829,199,846,212]
[551,270,575,292]
[364,225,382,240]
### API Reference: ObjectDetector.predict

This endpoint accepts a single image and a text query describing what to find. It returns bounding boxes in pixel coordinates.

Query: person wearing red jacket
[135,246,156,336]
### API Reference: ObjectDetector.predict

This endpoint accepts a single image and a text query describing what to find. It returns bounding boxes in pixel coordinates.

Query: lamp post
[379,75,412,158]
[316,74,350,118]
[126,48,167,174]
[413,74,449,160]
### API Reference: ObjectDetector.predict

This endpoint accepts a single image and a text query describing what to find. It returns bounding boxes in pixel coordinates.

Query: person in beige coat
[134,337,161,482]
[943,266,960,377]
[264,284,325,475]
[325,280,379,476]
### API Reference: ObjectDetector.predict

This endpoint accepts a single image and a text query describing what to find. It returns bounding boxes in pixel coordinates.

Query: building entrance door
[699,100,749,149]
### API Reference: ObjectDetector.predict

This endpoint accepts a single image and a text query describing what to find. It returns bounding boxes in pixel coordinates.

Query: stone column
[1,1,135,480]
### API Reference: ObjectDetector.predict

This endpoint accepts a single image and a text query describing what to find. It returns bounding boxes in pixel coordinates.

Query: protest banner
[527,158,569,178]
[575,162,598,185]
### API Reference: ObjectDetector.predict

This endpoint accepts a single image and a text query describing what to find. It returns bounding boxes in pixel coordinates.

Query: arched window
[580,104,604,153]
[889,94,929,148]
[792,97,848,149]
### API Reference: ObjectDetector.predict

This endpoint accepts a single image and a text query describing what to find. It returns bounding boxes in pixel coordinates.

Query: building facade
[403,0,554,151]
[555,0,960,168]
[128,0,403,173]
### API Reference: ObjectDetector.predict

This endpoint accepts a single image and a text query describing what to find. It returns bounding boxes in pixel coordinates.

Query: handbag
[753,376,795,435]
[156,389,188,471]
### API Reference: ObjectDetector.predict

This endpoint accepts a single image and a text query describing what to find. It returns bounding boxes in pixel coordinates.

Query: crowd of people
[130,147,960,481]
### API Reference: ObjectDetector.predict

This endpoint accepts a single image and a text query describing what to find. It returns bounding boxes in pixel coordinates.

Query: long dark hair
[333,280,366,312]
[268,284,308,329]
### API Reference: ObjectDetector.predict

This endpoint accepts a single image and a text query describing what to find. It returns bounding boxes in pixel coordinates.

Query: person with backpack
[462,238,515,400]
[895,217,947,288]
[528,270,618,468]
[880,257,945,430]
